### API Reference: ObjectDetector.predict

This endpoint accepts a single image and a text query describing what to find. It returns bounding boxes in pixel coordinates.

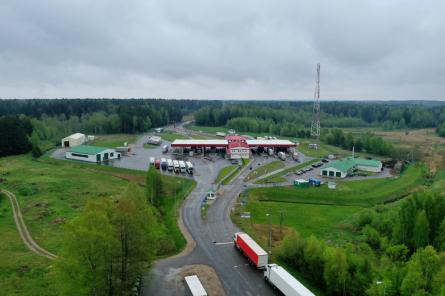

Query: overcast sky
[1,0,444,100]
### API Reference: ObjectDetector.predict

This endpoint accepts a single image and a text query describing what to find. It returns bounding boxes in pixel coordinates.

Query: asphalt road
[142,155,275,296]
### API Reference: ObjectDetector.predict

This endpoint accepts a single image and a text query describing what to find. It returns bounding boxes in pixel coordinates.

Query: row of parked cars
[149,157,194,174]
[295,159,329,175]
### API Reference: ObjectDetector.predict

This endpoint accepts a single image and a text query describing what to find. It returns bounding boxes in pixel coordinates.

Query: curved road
[143,156,274,295]
[1,189,57,260]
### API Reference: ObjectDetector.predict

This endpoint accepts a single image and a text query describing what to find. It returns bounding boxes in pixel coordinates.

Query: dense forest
[194,101,445,135]
[279,191,445,296]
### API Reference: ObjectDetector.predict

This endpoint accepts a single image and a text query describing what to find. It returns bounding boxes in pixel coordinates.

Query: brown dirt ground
[180,264,226,296]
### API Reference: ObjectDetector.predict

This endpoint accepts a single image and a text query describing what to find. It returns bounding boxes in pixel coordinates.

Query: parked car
[321,159,329,163]
[296,170,303,175]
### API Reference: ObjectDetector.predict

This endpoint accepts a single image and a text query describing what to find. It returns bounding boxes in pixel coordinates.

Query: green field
[255,159,319,184]
[251,164,426,206]
[89,134,138,148]
[160,130,188,142]
[244,161,285,181]
[0,155,194,295]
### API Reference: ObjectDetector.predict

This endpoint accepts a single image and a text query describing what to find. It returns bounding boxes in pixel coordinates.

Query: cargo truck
[160,158,167,170]
[173,160,180,173]
[184,275,207,296]
[264,264,315,296]
[179,160,186,173]
[186,161,194,174]
[167,159,173,171]
[278,151,286,161]
[233,232,268,269]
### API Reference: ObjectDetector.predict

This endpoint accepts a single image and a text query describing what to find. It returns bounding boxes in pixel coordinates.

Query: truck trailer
[179,160,186,173]
[264,264,315,296]
[278,151,286,161]
[186,161,194,174]
[184,275,207,296]
[233,232,268,269]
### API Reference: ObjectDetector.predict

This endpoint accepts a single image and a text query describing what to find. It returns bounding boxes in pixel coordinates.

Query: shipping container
[233,232,268,268]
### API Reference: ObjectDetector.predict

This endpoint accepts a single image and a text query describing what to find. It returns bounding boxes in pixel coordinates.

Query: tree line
[279,191,445,296]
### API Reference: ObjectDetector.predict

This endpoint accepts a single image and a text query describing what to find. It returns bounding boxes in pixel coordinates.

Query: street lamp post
[266,211,272,254]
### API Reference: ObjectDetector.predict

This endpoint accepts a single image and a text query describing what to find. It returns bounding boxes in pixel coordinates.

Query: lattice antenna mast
[311,63,321,138]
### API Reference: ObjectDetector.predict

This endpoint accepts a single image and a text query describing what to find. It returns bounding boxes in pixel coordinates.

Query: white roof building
[61,133,86,148]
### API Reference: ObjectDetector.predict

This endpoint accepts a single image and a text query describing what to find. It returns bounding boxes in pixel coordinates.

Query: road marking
[213,241,234,245]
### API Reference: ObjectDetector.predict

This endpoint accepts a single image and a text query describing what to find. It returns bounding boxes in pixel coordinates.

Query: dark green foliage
[0,115,33,156]
[146,167,163,207]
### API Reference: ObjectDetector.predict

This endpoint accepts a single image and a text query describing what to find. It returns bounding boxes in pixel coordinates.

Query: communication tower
[310,63,321,138]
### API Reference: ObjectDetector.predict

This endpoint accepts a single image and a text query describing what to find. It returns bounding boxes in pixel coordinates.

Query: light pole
[376,281,386,296]
[266,211,272,254]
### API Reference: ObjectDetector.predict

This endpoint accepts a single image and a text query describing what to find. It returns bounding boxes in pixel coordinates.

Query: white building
[61,133,86,148]
[66,145,121,163]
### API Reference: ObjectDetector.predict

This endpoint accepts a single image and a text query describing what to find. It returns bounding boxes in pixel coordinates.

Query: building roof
[350,157,382,167]
[171,139,228,147]
[246,139,296,147]
[228,141,249,149]
[327,159,356,173]
[65,133,85,140]
[68,145,109,155]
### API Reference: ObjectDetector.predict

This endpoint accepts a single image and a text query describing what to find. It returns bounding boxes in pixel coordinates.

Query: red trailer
[154,159,161,169]
[233,232,268,269]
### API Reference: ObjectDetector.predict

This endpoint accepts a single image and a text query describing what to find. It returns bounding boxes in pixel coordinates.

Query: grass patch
[251,164,426,206]
[89,134,137,148]
[255,159,319,184]
[215,165,238,184]
[244,161,285,181]
[143,143,158,149]
[160,130,188,142]
[0,154,194,293]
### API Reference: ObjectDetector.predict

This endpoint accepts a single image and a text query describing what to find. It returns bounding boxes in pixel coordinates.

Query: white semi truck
[264,264,315,296]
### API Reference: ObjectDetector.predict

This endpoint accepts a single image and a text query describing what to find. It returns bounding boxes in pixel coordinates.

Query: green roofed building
[321,157,382,178]
[66,145,121,163]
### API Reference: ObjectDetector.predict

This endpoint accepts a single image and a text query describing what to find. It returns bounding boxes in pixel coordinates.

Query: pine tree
[413,210,430,250]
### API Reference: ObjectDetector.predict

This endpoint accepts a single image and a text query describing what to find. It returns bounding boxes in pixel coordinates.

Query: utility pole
[311,63,321,139]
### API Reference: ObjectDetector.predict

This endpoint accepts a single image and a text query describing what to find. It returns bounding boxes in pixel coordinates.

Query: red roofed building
[226,135,250,159]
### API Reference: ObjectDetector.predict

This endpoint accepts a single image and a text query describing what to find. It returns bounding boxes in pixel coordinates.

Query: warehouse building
[66,145,121,163]
[321,158,382,178]
[61,133,86,148]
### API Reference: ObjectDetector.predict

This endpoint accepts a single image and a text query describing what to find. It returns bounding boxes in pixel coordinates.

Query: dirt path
[1,189,57,260]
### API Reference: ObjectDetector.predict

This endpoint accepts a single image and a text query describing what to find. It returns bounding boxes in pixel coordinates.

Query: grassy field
[160,130,189,142]
[0,154,194,294]
[215,165,237,184]
[250,164,426,207]
[244,161,285,181]
[255,159,319,184]
[89,134,138,148]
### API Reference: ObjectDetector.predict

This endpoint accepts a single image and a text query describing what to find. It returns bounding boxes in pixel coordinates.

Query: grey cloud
[0,0,444,99]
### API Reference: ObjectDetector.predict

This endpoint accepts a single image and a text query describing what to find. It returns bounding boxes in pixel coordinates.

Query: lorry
[184,275,207,296]
[278,151,286,161]
[233,232,268,269]
[162,144,169,153]
[267,148,274,156]
[179,160,186,173]
[173,160,180,173]
[160,158,167,170]
[154,159,161,169]
[186,161,194,174]
[264,264,315,296]
[167,159,173,171]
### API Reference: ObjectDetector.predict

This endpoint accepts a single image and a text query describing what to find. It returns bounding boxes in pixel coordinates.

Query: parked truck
[264,264,315,296]
[160,158,167,170]
[173,160,180,173]
[184,275,207,296]
[179,160,186,173]
[186,161,194,174]
[278,151,286,161]
[233,232,268,269]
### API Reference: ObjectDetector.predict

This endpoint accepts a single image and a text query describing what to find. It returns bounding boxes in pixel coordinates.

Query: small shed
[294,179,309,188]
[61,133,86,148]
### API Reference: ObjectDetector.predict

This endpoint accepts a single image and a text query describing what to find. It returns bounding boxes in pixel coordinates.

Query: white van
[186,161,194,174]
[173,160,180,173]
[167,159,173,171]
